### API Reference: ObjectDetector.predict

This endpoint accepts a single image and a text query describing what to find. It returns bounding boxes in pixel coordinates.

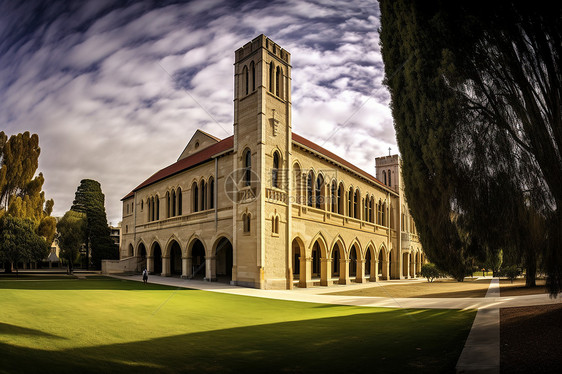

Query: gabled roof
[122,135,233,200]
[177,129,221,161]
[122,131,392,200]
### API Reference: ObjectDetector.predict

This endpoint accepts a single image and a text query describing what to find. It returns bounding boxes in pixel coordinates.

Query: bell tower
[232,35,292,289]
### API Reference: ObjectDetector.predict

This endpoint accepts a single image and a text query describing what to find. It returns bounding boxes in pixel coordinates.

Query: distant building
[109,224,121,246]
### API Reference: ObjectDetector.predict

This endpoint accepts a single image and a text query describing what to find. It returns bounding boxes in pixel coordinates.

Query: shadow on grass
[0,323,66,339]
[0,309,475,374]
[0,277,188,291]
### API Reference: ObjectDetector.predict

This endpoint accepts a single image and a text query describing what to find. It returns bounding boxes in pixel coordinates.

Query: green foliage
[379,1,561,293]
[57,211,87,272]
[502,265,522,284]
[421,263,441,283]
[0,215,49,273]
[485,249,503,276]
[71,179,118,268]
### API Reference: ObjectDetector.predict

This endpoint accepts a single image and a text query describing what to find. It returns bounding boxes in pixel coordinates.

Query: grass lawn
[0,276,476,373]
[499,278,548,297]
[327,278,491,298]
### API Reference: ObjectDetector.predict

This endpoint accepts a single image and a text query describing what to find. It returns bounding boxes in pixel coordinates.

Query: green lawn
[0,276,475,373]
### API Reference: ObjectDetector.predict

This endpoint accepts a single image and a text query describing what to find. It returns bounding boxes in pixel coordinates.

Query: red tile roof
[122,132,393,200]
[121,135,233,200]
[291,133,393,192]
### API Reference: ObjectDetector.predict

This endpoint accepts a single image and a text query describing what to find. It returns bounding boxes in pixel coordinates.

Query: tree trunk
[525,250,537,287]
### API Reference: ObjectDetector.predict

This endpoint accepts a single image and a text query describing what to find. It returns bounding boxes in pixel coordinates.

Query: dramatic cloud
[0,0,395,225]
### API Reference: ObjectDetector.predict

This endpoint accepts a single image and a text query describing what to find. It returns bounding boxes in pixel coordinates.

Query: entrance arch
[214,237,233,283]
[349,244,358,277]
[152,242,162,275]
[292,238,308,288]
[331,241,348,285]
[188,239,206,279]
[137,243,147,272]
[169,240,182,276]
[365,245,376,281]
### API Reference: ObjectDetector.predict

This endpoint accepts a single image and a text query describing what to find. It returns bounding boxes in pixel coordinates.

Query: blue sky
[0,0,394,225]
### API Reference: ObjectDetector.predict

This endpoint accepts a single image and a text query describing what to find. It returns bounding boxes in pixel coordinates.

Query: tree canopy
[0,215,49,274]
[379,1,561,292]
[57,210,87,273]
[0,131,55,270]
[71,179,118,269]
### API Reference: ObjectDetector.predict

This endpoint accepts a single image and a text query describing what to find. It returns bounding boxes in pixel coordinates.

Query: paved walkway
[111,274,561,310]
[456,278,500,374]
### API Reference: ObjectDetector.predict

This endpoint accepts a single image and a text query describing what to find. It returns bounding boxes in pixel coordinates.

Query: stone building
[120,35,423,289]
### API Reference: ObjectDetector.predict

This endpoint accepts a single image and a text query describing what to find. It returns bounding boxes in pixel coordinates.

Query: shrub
[502,265,521,283]
[421,263,441,283]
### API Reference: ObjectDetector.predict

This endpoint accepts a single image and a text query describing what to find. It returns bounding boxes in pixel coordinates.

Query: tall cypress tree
[71,179,118,269]
[379,1,561,292]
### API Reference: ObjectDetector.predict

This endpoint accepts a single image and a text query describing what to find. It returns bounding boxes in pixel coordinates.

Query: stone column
[339,259,350,285]
[356,259,366,283]
[147,256,154,273]
[181,257,191,279]
[371,259,378,282]
[205,256,216,281]
[299,256,312,288]
[161,256,170,276]
[321,258,332,286]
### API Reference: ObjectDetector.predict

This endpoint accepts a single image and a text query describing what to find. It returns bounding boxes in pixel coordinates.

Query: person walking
[142,268,148,284]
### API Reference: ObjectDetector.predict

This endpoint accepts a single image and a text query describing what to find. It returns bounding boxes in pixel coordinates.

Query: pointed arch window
[244,65,249,95]
[275,66,281,97]
[155,195,159,220]
[315,174,324,209]
[192,183,199,212]
[171,189,176,217]
[200,180,207,211]
[250,61,255,91]
[307,171,314,207]
[177,187,182,216]
[244,149,252,187]
[166,191,170,218]
[338,183,344,215]
[383,170,387,185]
[208,177,215,209]
[269,62,274,93]
[388,169,391,187]
[331,181,337,213]
[243,213,251,233]
[354,189,359,219]
[348,187,353,217]
[365,194,369,221]
[272,151,280,188]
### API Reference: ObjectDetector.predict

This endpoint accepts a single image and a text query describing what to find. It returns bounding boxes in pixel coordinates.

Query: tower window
[250,62,255,91]
[272,151,280,188]
[244,149,252,186]
[388,169,391,187]
[383,170,387,185]
[269,62,274,93]
[244,65,249,95]
[276,66,281,97]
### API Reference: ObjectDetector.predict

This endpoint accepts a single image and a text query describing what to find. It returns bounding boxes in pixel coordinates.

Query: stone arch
[309,232,329,286]
[127,243,134,257]
[378,243,390,280]
[163,235,183,257]
[149,240,163,275]
[166,239,182,276]
[365,241,377,281]
[331,238,347,285]
[308,231,329,259]
[212,236,233,283]
[186,236,206,279]
[291,236,307,288]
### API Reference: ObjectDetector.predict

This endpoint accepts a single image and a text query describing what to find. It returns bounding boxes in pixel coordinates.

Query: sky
[0,0,395,225]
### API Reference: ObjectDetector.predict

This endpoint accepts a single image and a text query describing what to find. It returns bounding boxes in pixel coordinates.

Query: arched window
[192,183,199,212]
[275,216,279,234]
[200,180,206,211]
[141,200,143,211]
[272,151,280,188]
[338,183,344,215]
[307,171,314,207]
[354,189,359,219]
[370,196,374,222]
[166,191,170,218]
[348,187,353,217]
[378,199,382,224]
[244,65,249,95]
[243,213,251,233]
[293,163,302,204]
[383,170,387,185]
[244,149,251,186]
[315,174,323,209]
[208,177,214,209]
[150,197,155,221]
[171,189,176,217]
[146,199,150,221]
[155,195,159,220]
[250,61,255,91]
[388,169,391,187]
[365,194,369,221]
[331,181,337,213]
[382,201,387,226]
[177,187,182,216]
[269,62,274,93]
[276,66,281,97]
